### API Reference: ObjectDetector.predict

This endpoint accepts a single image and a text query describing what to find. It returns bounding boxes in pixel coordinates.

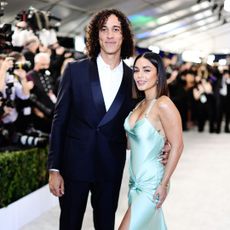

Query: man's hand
[55,46,65,55]
[49,171,64,197]
[33,107,45,118]
[161,141,171,165]
[1,106,13,117]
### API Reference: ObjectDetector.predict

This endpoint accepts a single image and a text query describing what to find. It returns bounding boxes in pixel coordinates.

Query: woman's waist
[129,163,164,183]
[129,174,163,194]
[130,146,163,159]
[130,156,164,170]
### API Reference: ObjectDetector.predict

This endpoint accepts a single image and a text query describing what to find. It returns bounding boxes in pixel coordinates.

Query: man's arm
[48,63,72,197]
[48,63,72,169]
[0,58,13,92]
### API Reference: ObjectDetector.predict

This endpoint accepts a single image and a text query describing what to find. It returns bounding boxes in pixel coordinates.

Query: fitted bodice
[125,112,164,165]
[124,111,165,192]
[124,99,165,196]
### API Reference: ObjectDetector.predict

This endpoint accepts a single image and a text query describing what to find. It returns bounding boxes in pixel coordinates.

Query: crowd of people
[1,15,230,151]
[164,58,230,133]
[0,20,78,150]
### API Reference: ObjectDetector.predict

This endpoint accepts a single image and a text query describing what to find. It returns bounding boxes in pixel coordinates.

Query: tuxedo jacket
[48,58,134,182]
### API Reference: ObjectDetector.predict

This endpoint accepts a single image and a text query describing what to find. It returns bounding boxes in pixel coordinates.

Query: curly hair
[86,9,134,59]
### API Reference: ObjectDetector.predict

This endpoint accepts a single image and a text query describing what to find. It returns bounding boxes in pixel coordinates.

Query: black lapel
[98,61,131,127]
[89,58,106,119]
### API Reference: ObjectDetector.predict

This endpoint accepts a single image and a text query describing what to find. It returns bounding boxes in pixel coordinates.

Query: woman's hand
[153,184,168,209]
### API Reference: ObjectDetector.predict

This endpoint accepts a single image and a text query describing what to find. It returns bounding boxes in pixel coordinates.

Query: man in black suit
[48,9,168,230]
[48,9,134,230]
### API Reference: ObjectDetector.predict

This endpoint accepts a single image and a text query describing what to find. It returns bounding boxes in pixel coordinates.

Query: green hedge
[0,147,48,208]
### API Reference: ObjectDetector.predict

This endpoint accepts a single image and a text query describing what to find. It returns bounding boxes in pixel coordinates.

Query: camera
[0,23,12,41]
[13,60,31,71]
[16,7,61,32]
[4,81,15,108]
[7,60,31,74]
[0,23,13,50]
[12,131,48,148]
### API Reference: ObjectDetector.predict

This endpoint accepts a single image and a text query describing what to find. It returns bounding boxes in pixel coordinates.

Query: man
[48,9,168,230]
[22,36,40,70]
[26,52,56,133]
[217,69,230,133]
[0,53,31,145]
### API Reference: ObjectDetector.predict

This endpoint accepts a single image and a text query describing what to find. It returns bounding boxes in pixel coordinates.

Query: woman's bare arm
[154,96,184,208]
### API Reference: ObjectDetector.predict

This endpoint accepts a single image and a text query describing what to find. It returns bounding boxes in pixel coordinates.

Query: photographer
[26,52,56,133]
[217,69,230,133]
[0,55,13,92]
[193,74,214,133]
[22,36,40,70]
[48,42,74,93]
[0,53,31,124]
[0,52,31,146]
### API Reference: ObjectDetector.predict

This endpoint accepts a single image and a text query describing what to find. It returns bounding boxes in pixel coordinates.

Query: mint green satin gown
[124,100,167,230]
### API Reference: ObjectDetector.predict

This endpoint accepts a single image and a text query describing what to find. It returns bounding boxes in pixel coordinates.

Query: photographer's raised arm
[14,68,33,96]
[0,57,13,92]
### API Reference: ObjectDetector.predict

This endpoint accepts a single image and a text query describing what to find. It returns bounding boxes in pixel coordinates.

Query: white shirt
[220,77,228,96]
[97,54,123,111]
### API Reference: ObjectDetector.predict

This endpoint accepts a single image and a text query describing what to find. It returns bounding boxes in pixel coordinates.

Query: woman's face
[133,57,158,92]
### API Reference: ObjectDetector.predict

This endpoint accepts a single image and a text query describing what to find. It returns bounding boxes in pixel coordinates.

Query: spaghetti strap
[132,99,145,112]
[145,99,156,117]
[132,98,157,117]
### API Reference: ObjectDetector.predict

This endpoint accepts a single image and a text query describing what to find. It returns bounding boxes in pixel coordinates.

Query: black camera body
[0,23,12,41]
[13,60,31,71]
[16,7,61,32]
[7,60,31,75]
[0,23,13,50]
[4,82,15,108]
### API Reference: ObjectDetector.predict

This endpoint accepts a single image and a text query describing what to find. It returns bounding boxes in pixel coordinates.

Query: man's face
[99,14,123,56]
[38,59,50,70]
[34,56,50,72]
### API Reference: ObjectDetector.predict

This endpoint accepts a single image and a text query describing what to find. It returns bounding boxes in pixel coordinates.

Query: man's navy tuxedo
[48,58,134,229]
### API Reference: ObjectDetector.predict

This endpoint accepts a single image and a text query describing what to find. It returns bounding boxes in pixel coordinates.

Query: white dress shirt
[96,54,123,111]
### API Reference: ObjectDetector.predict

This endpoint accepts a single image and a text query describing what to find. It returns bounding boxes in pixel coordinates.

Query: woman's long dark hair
[132,52,169,99]
[86,9,134,59]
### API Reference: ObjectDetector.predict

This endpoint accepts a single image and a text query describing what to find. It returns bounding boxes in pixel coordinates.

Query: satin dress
[124,99,167,230]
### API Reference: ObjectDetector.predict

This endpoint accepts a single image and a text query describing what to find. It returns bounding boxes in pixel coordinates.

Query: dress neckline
[126,112,165,140]
[129,98,156,128]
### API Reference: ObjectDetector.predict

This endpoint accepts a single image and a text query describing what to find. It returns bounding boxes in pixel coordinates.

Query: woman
[119,52,184,230]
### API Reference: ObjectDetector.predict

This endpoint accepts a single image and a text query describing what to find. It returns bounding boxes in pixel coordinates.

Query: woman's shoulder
[157,95,172,106]
[156,95,175,113]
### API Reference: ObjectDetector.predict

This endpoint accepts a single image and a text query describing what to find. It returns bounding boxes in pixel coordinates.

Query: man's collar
[97,54,122,71]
